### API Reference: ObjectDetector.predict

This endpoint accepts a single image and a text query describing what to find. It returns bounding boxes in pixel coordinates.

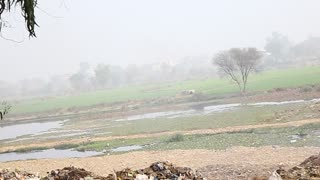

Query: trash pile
[44,167,108,180]
[275,153,320,180]
[0,169,40,180]
[108,161,204,180]
[0,161,204,180]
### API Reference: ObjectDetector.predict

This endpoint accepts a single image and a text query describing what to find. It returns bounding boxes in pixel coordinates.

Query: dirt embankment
[0,146,319,179]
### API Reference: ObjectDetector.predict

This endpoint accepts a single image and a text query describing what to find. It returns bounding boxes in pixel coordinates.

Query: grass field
[12,66,320,114]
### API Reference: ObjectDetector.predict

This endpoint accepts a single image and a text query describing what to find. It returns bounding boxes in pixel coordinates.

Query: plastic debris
[0,161,204,180]
[108,161,205,180]
[0,169,40,180]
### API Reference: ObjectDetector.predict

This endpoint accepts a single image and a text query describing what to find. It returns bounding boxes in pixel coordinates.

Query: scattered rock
[45,167,107,180]
[268,171,282,180]
[0,169,40,180]
[290,140,297,143]
[0,162,204,180]
[108,161,205,180]
[275,153,320,179]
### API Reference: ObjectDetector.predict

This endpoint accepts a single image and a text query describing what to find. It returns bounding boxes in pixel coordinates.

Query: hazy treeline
[67,57,216,92]
[262,32,320,69]
[0,56,216,98]
[1,33,320,99]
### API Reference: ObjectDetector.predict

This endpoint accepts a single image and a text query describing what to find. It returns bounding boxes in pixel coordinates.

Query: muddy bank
[2,97,319,150]
[1,118,320,154]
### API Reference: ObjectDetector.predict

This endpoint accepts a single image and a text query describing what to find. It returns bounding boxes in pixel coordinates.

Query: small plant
[297,130,308,138]
[167,134,184,142]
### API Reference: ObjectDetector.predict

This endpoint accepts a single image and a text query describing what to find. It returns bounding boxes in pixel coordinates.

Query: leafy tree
[0,0,37,37]
[213,47,263,94]
[109,65,126,87]
[69,73,86,90]
[292,37,320,58]
[125,64,139,84]
[94,64,110,88]
[69,62,90,90]
[264,32,291,63]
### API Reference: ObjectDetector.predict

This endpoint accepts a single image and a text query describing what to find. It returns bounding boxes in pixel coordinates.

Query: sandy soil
[1,118,319,153]
[0,146,319,179]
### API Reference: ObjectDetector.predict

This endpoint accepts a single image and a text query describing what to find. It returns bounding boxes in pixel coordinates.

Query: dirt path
[2,118,320,153]
[0,146,319,179]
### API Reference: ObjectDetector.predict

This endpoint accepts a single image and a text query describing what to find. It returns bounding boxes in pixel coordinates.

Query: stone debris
[108,161,204,180]
[251,153,320,180]
[44,167,109,180]
[0,169,40,180]
[276,153,320,180]
[0,162,204,180]
[252,153,320,180]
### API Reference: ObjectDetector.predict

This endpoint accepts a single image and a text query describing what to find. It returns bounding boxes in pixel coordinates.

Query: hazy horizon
[1,0,320,82]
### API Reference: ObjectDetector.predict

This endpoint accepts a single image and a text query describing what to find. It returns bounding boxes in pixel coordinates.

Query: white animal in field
[181,89,196,95]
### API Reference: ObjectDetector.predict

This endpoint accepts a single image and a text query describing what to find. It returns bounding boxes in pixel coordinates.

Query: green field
[12,66,320,114]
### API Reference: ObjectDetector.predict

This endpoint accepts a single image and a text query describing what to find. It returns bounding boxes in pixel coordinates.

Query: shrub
[167,134,184,142]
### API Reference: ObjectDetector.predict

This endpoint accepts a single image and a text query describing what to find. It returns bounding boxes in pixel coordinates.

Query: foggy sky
[1,0,320,82]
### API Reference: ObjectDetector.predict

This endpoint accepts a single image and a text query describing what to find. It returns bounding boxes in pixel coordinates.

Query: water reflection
[0,120,67,140]
[0,149,102,162]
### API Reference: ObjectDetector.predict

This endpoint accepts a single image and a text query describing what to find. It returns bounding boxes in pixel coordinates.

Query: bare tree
[213,47,263,94]
[0,101,11,120]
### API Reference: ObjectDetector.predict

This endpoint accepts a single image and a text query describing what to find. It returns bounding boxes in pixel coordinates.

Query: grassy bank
[40,122,320,153]
[78,122,320,152]
[69,103,314,136]
[12,66,320,114]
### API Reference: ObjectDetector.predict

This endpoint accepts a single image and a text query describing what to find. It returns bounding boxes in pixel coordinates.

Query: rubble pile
[0,162,204,180]
[276,154,320,180]
[44,167,108,180]
[0,169,40,180]
[109,161,204,180]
